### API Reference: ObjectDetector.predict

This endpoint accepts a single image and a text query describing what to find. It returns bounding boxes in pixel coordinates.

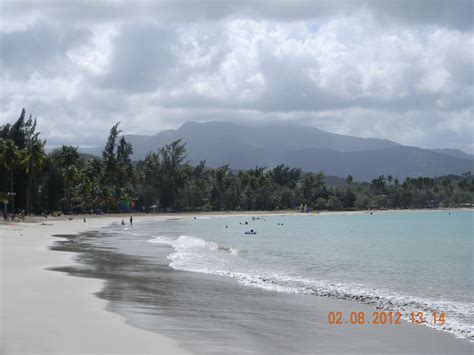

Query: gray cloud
[97,23,175,93]
[0,0,473,153]
[0,21,89,79]
[2,0,473,29]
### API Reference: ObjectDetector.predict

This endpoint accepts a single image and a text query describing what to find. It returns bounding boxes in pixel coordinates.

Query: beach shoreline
[0,216,190,354]
[1,211,473,354]
[8,206,470,224]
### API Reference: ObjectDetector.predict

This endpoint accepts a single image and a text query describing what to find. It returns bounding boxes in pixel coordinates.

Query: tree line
[1,110,473,216]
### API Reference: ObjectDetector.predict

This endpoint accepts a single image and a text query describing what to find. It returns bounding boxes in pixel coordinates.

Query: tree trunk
[26,169,33,214]
[10,171,15,220]
[66,183,70,212]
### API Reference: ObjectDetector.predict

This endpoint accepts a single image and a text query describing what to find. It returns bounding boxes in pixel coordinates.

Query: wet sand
[0,217,190,354]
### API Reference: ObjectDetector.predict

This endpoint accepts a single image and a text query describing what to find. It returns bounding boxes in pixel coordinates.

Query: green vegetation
[1,110,473,216]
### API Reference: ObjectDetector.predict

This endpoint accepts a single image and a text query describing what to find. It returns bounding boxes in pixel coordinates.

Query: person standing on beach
[130,215,133,225]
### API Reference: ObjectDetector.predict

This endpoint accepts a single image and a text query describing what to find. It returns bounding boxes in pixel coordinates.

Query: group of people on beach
[81,215,134,226]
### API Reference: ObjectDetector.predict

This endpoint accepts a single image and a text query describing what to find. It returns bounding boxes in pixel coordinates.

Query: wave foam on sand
[149,235,473,342]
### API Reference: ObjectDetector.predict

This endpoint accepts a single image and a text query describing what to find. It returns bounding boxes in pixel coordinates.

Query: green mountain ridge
[79,121,474,181]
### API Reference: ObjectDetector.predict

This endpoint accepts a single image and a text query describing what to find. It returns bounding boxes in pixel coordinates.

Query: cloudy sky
[1,0,473,152]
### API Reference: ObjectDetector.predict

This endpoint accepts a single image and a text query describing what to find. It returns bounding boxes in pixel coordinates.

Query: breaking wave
[148,235,473,342]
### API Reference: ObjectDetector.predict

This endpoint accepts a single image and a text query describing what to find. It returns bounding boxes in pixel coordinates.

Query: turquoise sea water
[142,211,473,341]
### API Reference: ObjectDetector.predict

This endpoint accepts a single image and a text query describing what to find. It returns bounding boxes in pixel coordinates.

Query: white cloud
[67,25,118,75]
[0,1,473,153]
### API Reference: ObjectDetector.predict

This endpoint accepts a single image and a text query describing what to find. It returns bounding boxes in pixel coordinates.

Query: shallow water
[51,210,473,352]
[147,211,473,341]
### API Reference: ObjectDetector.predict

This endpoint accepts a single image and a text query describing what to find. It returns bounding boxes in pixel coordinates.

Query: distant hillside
[431,148,474,160]
[124,121,400,159]
[285,146,473,181]
[80,121,474,181]
[78,152,98,165]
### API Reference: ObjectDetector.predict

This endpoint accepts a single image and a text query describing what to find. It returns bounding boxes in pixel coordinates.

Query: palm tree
[55,145,79,167]
[0,139,20,216]
[76,158,103,212]
[212,165,230,210]
[0,139,5,161]
[21,138,47,214]
[158,139,187,211]
[60,165,79,212]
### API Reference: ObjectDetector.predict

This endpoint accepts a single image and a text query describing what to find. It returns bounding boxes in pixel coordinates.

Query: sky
[1,0,473,152]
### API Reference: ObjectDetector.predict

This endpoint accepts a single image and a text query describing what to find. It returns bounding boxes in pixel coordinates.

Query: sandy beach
[0,216,190,355]
[1,212,473,354]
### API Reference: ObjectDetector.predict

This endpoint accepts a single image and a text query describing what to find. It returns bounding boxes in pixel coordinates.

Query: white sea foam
[149,235,239,258]
[148,235,473,342]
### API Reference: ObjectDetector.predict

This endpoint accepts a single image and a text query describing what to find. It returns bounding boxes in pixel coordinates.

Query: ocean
[52,210,473,353]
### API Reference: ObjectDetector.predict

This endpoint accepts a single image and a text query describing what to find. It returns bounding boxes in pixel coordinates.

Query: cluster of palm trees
[1,109,473,217]
[0,112,136,216]
[0,111,47,216]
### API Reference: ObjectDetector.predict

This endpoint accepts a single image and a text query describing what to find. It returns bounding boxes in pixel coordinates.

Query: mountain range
[80,121,474,181]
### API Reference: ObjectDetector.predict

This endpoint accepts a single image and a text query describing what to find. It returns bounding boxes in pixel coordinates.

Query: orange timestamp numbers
[327,311,445,326]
